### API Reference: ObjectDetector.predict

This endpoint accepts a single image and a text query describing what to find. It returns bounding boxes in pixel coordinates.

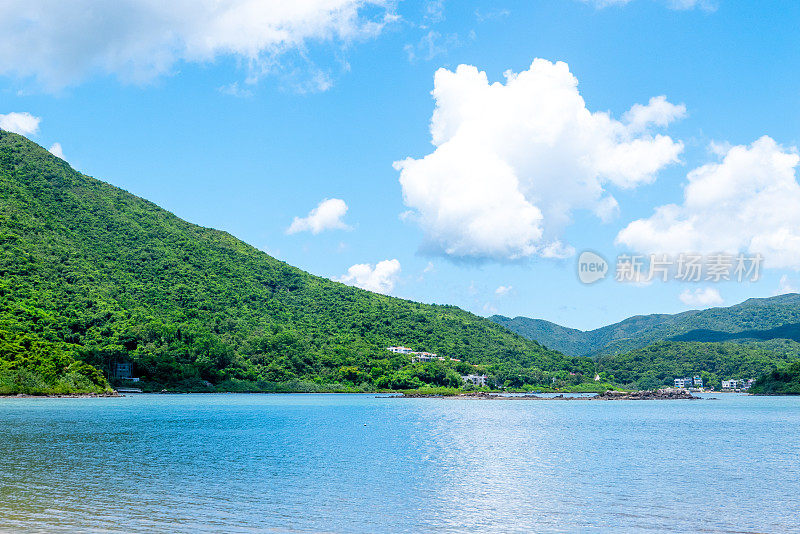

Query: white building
[674,376,703,389]
[411,352,441,363]
[723,379,755,391]
[462,374,488,387]
[721,379,740,390]
[389,345,458,363]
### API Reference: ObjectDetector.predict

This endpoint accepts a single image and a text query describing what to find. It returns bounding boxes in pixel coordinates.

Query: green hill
[671,322,800,343]
[492,293,800,357]
[595,340,800,390]
[0,130,592,394]
[750,361,800,395]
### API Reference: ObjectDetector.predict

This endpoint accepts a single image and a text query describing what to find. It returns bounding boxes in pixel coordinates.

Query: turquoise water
[0,393,798,533]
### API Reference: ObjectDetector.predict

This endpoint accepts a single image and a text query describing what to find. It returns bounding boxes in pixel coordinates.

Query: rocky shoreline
[0,392,122,399]
[396,389,700,400]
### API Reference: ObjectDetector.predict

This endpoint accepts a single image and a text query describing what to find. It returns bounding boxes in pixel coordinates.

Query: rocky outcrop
[592,388,698,400]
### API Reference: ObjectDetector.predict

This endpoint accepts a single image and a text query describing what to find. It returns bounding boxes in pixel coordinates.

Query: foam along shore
[395,389,699,400]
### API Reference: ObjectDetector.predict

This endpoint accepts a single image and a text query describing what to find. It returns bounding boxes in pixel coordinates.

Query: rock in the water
[593,388,698,400]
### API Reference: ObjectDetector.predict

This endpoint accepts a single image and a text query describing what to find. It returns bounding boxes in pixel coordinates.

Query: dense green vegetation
[672,322,800,343]
[0,328,110,394]
[0,130,595,394]
[493,293,800,357]
[596,340,800,390]
[494,299,800,394]
[750,361,800,395]
[490,316,589,357]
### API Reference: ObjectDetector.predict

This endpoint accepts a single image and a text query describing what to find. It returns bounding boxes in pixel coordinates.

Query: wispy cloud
[581,0,716,10]
[218,82,253,98]
[0,0,397,91]
[404,31,460,63]
[776,275,798,295]
[48,142,65,159]
[475,8,510,22]
[495,285,513,296]
[679,287,723,307]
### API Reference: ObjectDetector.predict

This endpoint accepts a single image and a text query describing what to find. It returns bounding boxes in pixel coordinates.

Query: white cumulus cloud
[48,142,65,159]
[287,198,351,235]
[394,59,684,261]
[617,136,800,269]
[0,0,395,90]
[624,95,686,133]
[679,287,723,307]
[0,112,41,135]
[338,259,401,294]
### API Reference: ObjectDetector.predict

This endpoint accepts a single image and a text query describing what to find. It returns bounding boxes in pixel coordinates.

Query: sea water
[0,393,798,533]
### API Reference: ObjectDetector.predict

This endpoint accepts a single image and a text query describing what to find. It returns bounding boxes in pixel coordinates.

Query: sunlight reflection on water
[0,393,798,533]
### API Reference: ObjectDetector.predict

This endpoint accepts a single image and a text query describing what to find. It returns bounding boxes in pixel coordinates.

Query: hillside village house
[387,346,460,363]
[111,362,139,382]
[411,352,439,363]
[674,376,703,389]
[462,374,488,387]
[721,379,755,391]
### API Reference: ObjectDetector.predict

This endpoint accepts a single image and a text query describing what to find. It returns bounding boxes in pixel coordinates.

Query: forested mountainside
[0,130,592,393]
[749,361,800,395]
[492,294,800,357]
[595,340,800,390]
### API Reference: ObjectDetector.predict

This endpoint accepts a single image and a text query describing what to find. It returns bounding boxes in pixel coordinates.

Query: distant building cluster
[721,379,755,391]
[386,346,461,363]
[673,375,756,391]
[674,375,703,389]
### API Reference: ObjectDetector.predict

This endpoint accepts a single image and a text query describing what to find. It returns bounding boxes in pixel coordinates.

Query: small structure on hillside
[111,362,139,382]
[462,374,488,387]
[411,352,439,363]
[388,345,458,363]
[721,378,755,391]
[674,376,702,389]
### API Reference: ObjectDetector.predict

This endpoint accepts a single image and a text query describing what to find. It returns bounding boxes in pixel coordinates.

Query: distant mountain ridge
[491,293,800,357]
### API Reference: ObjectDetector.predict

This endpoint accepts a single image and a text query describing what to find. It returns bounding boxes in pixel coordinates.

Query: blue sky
[2,0,800,330]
